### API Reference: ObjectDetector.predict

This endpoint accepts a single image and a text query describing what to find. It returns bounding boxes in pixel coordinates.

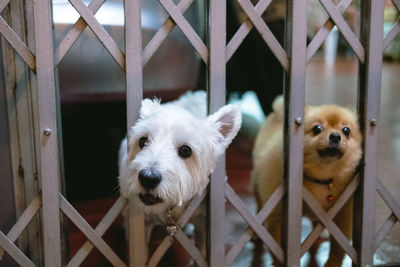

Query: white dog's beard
[134,196,170,214]
[121,168,185,213]
[138,192,164,206]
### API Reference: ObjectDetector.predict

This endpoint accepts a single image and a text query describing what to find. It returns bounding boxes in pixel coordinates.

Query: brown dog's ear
[304,104,312,114]
[207,104,242,148]
[347,106,358,116]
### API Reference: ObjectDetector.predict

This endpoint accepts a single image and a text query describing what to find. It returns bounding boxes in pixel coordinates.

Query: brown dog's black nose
[139,168,162,190]
[329,132,341,145]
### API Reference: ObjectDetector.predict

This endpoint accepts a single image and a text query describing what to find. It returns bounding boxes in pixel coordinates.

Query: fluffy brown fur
[251,96,362,267]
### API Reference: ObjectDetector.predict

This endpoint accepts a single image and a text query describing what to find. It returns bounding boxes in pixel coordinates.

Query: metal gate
[0,0,399,266]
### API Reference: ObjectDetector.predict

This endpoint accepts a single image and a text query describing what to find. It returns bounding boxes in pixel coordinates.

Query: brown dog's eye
[342,127,351,137]
[139,137,148,148]
[312,125,323,135]
[178,145,192,158]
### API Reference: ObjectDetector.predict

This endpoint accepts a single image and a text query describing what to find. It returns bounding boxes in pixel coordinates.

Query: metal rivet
[43,128,52,136]
[370,118,377,127]
[295,117,302,125]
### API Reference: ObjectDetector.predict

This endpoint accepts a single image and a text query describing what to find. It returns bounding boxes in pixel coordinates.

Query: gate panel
[354,1,385,266]
[282,0,308,265]
[32,0,62,263]
[209,0,227,265]
[124,0,146,265]
[0,0,399,266]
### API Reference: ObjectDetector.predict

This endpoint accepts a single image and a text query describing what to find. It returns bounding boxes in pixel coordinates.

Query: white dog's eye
[178,145,192,158]
[312,125,323,135]
[139,137,149,149]
[342,127,351,137]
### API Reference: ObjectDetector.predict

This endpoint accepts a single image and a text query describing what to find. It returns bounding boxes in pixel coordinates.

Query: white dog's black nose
[139,168,162,190]
[329,132,341,145]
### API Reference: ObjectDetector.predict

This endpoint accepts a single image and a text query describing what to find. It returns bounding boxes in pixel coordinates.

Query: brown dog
[251,96,362,267]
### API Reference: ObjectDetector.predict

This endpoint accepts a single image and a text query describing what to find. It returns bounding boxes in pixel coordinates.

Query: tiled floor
[68,57,400,266]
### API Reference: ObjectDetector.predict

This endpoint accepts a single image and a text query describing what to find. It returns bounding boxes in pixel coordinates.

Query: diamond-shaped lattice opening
[143,29,202,91]
[310,237,353,266]
[143,0,205,67]
[179,198,208,260]
[57,26,125,95]
[302,190,357,265]
[0,197,42,266]
[230,238,274,267]
[146,198,207,266]
[225,199,253,263]
[225,184,285,267]
[66,216,116,265]
[306,0,362,63]
[142,0,174,46]
[181,0,206,42]
[226,0,285,105]
[383,0,400,59]
[229,0,284,42]
[148,224,192,265]
[255,0,285,44]
[300,217,354,266]
[17,209,43,262]
[64,198,126,265]
[153,0,207,63]
[53,0,124,68]
[53,0,82,43]
[225,135,263,264]
[374,191,400,265]
[376,191,392,228]
[227,0,285,54]
[93,0,124,52]
[181,0,207,42]
[307,0,330,44]
[226,26,284,114]
[374,223,400,265]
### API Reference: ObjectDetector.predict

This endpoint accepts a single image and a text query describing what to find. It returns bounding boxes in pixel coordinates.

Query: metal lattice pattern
[374,179,400,250]
[319,0,364,61]
[233,0,289,69]
[0,0,400,266]
[306,0,353,62]
[301,175,359,256]
[384,0,400,50]
[147,191,208,267]
[223,0,400,266]
[66,197,126,267]
[0,194,41,266]
[0,0,35,70]
[0,0,210,263]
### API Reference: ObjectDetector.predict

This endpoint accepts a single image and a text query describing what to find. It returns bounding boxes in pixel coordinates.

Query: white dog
[118,91,241,254]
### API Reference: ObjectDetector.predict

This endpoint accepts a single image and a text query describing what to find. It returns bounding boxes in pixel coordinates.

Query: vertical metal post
[125,0,146,266]
[354,1,385,266]
[2,0,45,262]
[282,0,307,266]
[208,0,226,265]
[32,0,62,265]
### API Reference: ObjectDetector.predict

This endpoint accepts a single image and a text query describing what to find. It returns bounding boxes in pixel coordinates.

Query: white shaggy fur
[118,91,241,217]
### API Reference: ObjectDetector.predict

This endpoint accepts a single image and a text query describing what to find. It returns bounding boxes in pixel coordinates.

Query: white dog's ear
[139,98,161,118]
[208,104,242,148]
